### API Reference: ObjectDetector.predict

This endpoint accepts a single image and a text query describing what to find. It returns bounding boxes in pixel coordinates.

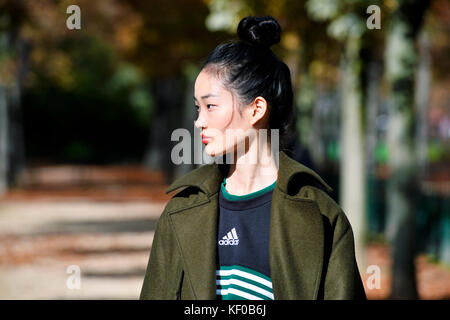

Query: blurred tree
[0,0,230,183]
[384,0,430,299]
[174,62,202,176]
[7,0,158,165]
[0,0,28,194]
[306,0,384,269]
[27,2,147,164]
[415,30,431,179]
[122,0,228,182]
[427,0,450,267]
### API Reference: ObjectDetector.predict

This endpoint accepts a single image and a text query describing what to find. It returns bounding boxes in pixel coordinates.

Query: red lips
[201,133,210,144]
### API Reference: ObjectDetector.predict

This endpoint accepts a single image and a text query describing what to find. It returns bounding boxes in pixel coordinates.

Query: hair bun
[237,16,281,48]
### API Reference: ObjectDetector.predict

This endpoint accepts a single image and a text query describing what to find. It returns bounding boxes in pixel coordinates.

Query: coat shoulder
[163,164,220,214]
[162,186,204,216]
[165,164,218,195]
[300,185,351,230]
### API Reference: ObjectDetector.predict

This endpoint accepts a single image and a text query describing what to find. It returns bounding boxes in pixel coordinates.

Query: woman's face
[194,69,256,158]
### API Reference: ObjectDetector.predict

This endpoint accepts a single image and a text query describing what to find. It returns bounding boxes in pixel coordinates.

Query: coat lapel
[166,162,225,300]
[269,151,330,299]
[269,189,325,299]
[168,192,218,299]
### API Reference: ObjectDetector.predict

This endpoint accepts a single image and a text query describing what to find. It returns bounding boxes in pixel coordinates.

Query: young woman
[140,16,366,300]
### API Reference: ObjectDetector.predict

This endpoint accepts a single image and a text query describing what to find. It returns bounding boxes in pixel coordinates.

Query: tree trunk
[384,0,430,299]
[0,7,28,194]
[173,64,199,178]
[310,82,325,169]
[366,60,382,178]
[0,86,9,195]
[298,72,319,165]
[440,200,450,265]
[415,30,431,179]
[339,35,367,270]
[7,37,28,188]
[143,74,185,184]
[365,59,383,234]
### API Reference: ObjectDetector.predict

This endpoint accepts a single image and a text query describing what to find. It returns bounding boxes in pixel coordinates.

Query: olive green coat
[140,151,366,300]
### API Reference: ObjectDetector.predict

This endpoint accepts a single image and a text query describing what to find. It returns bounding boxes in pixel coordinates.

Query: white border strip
[217,279,274,299]
[216,269,273,289]
[216,288,263,300]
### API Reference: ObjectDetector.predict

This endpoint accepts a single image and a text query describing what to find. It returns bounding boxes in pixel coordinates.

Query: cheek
[209,105,234,131]
[204,106,233,154]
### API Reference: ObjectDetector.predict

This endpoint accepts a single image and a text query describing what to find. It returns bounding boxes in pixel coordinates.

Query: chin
[205,144,226,158]
[204,144,215,157]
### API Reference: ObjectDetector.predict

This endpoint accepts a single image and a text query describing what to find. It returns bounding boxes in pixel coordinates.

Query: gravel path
[0,200,164,299]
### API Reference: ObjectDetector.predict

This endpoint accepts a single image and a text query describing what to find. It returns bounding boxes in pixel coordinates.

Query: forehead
[194,70,225,97]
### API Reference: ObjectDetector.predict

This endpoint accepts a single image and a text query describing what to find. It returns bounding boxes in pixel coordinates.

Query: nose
[194,113,206,130]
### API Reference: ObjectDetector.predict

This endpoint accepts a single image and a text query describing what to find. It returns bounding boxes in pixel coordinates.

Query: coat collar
[165,150,333,197]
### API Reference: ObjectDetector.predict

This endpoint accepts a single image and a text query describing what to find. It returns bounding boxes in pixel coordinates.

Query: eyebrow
[193,93,219,101]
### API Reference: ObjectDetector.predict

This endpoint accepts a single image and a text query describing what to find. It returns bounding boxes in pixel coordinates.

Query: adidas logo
[218,227,239,246]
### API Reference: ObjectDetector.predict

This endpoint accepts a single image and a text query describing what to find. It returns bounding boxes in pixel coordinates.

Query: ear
[249,96,269,126]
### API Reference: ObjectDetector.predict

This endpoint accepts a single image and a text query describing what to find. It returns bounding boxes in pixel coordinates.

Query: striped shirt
[216,178,276,300]
[216,265,274,300]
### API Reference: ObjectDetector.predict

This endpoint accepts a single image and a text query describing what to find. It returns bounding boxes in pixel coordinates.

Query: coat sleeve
[140,210,170,300]
[323,212,367,300]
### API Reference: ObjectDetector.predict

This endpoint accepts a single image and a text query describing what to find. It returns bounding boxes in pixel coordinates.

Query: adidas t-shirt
[216,178,276,300]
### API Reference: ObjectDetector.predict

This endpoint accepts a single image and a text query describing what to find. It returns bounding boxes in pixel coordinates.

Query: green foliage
[125,0,225,77]
[23,35,154,164]
[328,13,366,40]
[385,21,417,82]
[65,141,93,163]
[307,0,383,41]
[326,140,340,162]
[105,63,153,126]
[375,142,388,164]
[296,74,315,112]
[129,87,153,125]
[206,0,251,32]
[427,141,448,163]
[306,0,341,21]
[106,63,144,92]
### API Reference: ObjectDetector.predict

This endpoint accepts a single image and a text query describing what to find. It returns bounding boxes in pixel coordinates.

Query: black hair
[200,15,295,152]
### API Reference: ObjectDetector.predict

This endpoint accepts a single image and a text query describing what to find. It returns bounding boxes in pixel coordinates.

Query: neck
[224,137,278,196]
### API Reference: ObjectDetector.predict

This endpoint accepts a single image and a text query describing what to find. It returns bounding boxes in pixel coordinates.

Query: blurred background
[0,0,448,299]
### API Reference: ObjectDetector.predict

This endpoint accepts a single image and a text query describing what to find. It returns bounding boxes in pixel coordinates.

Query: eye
[207,104,216,110]
[194,105,200,112]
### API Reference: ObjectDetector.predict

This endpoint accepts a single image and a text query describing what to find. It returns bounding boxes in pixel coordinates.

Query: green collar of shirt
[221,177,276,201]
